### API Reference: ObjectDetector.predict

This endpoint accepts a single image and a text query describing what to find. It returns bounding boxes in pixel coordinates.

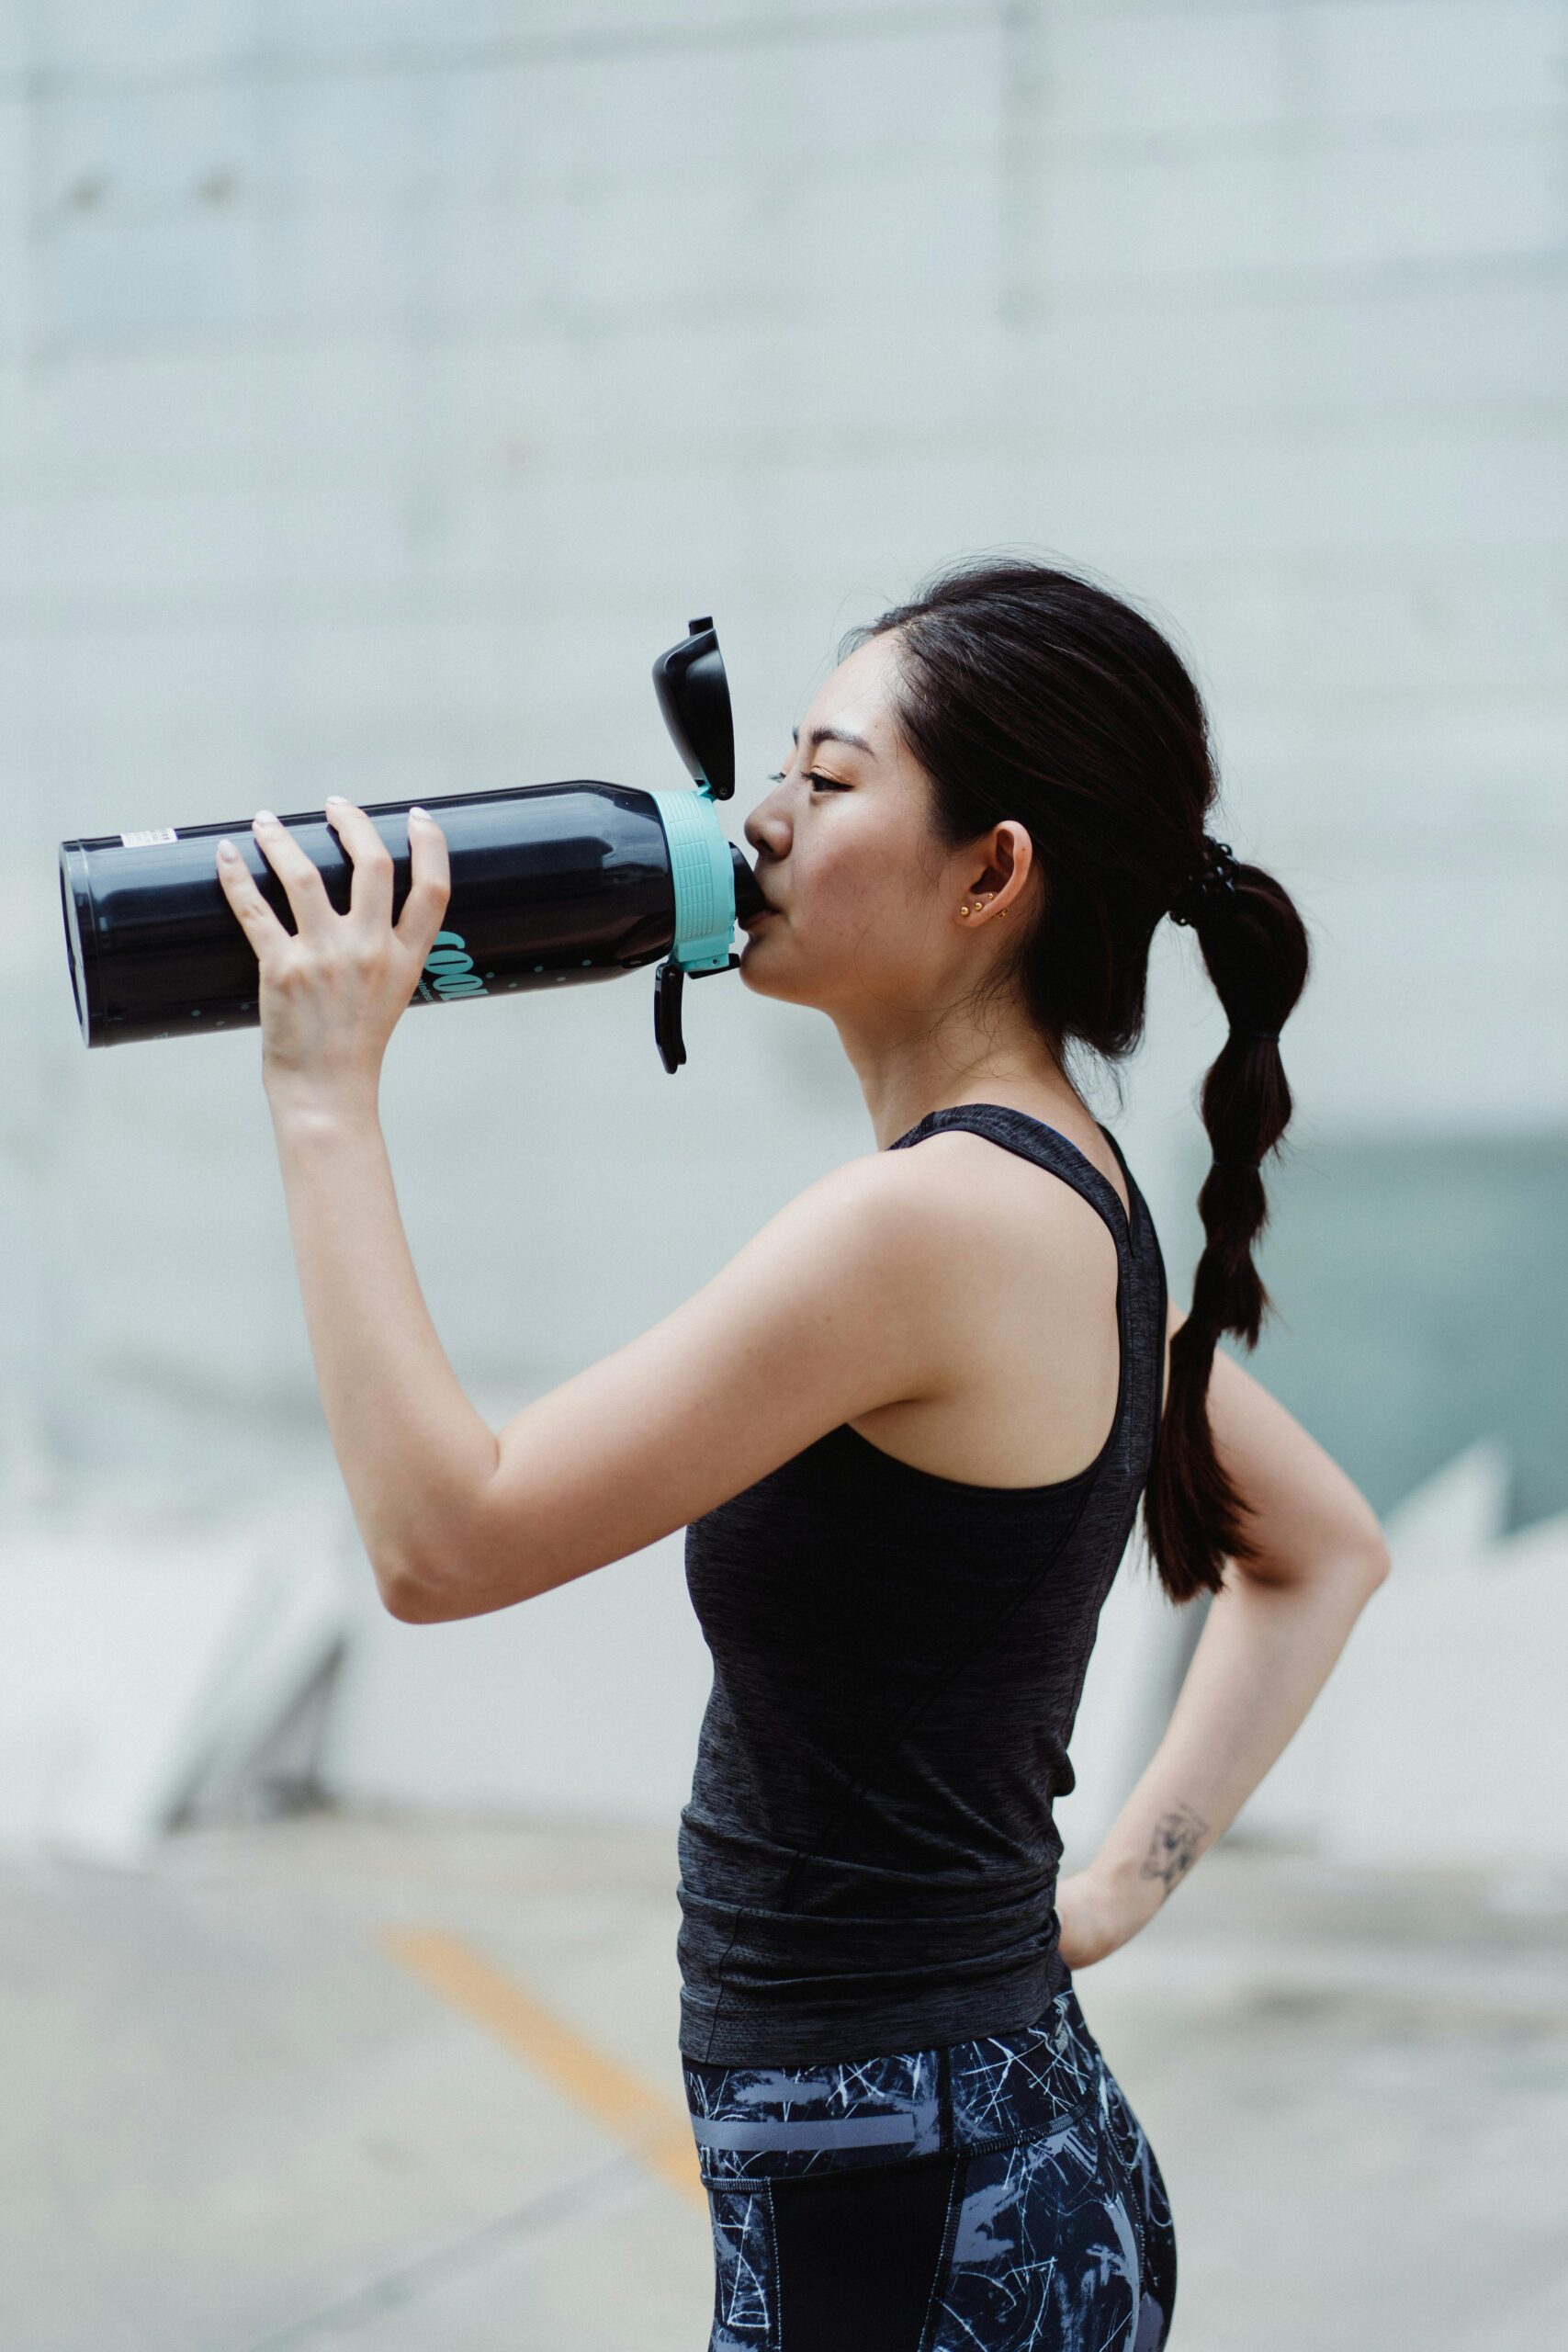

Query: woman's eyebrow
[792,723,876,759]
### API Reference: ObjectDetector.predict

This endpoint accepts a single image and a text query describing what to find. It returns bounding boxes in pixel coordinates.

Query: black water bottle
[58,618,767,1074]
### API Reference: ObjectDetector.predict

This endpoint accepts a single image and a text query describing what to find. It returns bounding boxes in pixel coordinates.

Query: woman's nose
[746,809,788,859]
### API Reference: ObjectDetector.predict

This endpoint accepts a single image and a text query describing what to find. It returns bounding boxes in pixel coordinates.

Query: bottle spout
[729,842,769,922]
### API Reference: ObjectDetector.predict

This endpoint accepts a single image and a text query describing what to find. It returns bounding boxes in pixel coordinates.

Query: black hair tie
[1237,1029,1280,1044]
[1168,836,1239,928]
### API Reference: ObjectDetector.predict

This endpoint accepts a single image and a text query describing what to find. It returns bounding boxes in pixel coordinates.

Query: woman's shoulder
[874,1115,1129,1266]
[832,1125,1129,1487]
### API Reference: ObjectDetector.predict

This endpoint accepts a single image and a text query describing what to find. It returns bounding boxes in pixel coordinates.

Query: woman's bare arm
[1059,1305,1392,1965]
[266,1102,959,1622]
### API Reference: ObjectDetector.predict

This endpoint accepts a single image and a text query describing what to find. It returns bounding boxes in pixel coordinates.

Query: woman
[218,556,1392,2351]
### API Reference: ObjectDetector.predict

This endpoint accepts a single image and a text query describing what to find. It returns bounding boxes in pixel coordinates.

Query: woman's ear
[964,822,1033,915]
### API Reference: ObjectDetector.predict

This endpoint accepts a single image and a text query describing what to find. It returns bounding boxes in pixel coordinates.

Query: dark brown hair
[841,554,1311,1603]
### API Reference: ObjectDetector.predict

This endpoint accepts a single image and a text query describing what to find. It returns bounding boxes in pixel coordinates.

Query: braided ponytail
[1144,844,1312,1600]
[840,554,1315,1606]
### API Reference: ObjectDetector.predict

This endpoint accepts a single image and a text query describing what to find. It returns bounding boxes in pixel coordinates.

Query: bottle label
[120,828,178,846]
[418,928,488,1002]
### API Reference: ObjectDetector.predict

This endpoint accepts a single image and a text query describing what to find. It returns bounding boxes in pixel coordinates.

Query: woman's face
[740,629,1015,1026]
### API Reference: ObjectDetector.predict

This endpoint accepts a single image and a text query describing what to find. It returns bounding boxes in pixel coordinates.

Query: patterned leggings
[682,1983,1176,2351]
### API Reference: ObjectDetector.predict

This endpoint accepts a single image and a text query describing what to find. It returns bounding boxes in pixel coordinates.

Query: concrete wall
[3,2,1563,1850]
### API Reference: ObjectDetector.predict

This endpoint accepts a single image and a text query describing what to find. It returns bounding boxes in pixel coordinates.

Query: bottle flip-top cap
[652,616,734,800]
[648,615,763,1074]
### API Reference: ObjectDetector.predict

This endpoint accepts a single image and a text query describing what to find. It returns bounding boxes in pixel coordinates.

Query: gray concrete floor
[2,1808,1565,2351]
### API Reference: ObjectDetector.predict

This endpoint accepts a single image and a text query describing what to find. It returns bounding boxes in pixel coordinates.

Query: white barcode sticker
[120,828,178,846]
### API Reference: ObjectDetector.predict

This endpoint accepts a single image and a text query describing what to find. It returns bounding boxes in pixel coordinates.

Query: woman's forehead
[797,635,903,758]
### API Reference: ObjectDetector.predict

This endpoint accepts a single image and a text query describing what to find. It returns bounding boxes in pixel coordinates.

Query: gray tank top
[677,1103,1169,2066]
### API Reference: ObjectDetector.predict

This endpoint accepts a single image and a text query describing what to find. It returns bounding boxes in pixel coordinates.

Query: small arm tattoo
[1139,1804,1209,1894]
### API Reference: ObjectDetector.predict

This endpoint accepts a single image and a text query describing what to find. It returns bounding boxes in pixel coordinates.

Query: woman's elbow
[376,1539,469,1623]
[378,1560,445,1623]
[1318,1516,1393,1600]
[1360,1528,1393,1591]
[1237,1508,1392,1599]
[379,1533,543,1623]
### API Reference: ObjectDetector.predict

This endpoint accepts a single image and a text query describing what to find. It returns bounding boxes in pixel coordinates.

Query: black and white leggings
[682,1982,1176,2352]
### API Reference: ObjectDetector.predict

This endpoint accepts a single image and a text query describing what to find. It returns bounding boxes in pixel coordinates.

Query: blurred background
[3,3,1565,2346]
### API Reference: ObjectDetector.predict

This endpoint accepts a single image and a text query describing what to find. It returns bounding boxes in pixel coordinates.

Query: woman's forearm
[269,1100,499,1607]
[1094,1545,1390,1923]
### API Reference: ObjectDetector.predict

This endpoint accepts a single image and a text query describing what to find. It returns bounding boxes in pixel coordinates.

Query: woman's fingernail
[325,794,347,806]
[218,838,239,861]
[410,806,429,820]
[254,809,277,827]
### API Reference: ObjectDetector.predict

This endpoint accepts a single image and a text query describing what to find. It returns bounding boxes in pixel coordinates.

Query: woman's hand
[1055,1861,1163,1971]
[216,798,451,1119]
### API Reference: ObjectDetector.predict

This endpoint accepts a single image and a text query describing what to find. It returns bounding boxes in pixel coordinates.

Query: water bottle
[58,616,767,1075]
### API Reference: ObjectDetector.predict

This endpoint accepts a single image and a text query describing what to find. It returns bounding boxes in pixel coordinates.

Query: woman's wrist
[266,1080,382,1139]
[1055,1848,1175,1969]
[1102,1849,1168,1924]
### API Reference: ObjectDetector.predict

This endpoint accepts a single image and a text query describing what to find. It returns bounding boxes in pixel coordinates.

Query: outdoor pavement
[2,1806,1565,2350]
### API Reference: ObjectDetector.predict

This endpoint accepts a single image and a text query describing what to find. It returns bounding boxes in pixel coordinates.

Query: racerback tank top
[676,1103,1169,2066]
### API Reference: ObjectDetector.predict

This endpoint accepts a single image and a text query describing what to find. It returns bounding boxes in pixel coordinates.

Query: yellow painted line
[381,1926,706,2210]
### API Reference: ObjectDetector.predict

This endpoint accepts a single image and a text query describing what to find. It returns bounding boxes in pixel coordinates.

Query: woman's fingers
[393,805,453,960]
[220,799,451,984]
[323,797,395,932]
[215,833,295,956]
[250,808,335,938]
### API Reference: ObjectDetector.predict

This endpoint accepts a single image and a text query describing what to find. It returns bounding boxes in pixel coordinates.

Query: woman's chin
[738,924,798,999]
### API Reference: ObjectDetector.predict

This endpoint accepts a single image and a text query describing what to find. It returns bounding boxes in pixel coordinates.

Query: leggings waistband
[683,1982,1108,2186]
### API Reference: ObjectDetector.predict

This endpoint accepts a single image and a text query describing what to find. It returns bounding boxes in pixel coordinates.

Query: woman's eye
[807,773,849,792]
